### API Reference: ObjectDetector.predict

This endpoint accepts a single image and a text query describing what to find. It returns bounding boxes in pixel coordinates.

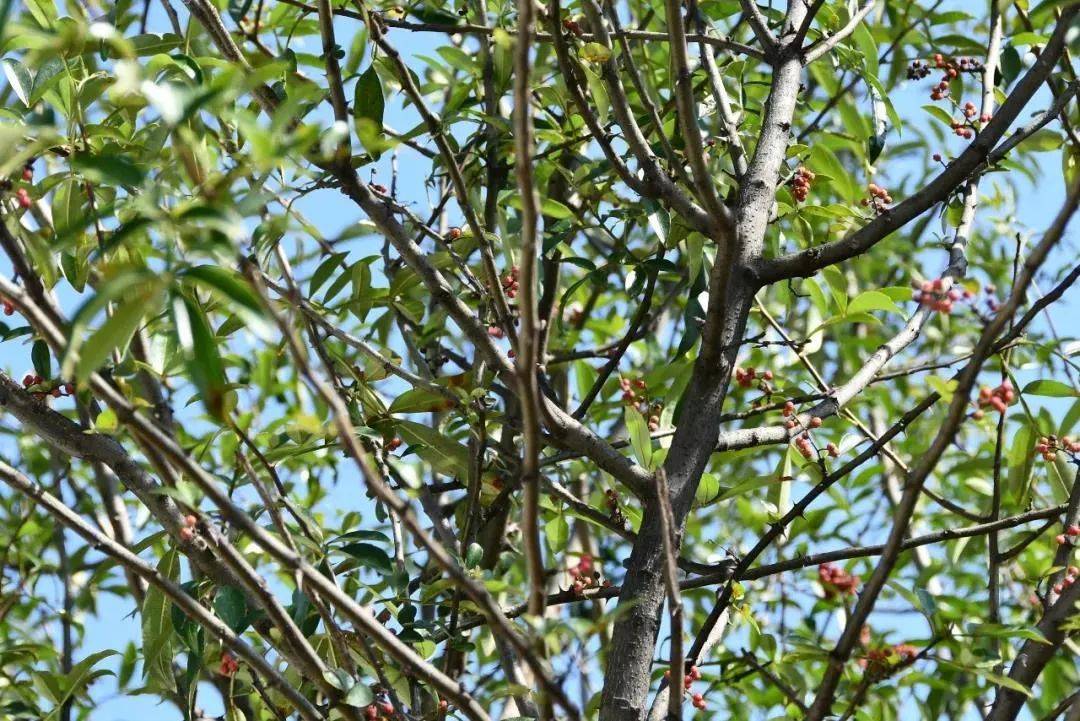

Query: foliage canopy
[0,0,1079,720]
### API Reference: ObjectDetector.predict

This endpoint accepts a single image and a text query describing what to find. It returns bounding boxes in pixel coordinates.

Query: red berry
[184,514,197,528]
[1056,534,1067,545]
[218,652,239,677]
[179,526,195,542]
[1068,525,1080,536]
[932,153,942,162]
[22,373,34,387]
[826,442,839,458]
[366,705,379,721]
[21,166,32,182]
[16,188,31,209]
[810,417,822,428]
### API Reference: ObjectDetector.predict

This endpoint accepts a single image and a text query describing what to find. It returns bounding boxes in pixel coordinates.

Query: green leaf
[389,386,454,414]
[2,59,32,107]
[344,682,375,707]
[227,0,254,22]
[31,339,49,378]
[545,514,570,554]
[847,290,905,316]
[45,650,118,721]
[1006,423,1036,507]
[1022,379,1076,397]
[141,550,179,694]
[625,407,653,468]
[70,293,156,383]
[695,472,721,506]
[465,542,484,569]
[1020,129,1063,152]
[394,420,470,476]
[354,64,385,159]
[940,661,1033,697]
[71,152,144,187]
[922,104,958,127]
[926,375,958,403]
[179,265,264,321]
[338,542,394,575]
[579,42,612,64]
[51,178,85,240]
[172,292,228,419]
[214,586,251,634]
[541,199,574,220]
[581,65,609,126]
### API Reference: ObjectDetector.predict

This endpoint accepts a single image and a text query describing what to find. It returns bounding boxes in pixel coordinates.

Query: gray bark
[598,23,808,717]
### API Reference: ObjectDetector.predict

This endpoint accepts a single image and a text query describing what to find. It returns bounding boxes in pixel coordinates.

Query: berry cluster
[1035,435,1080,462]
[790,165,816,202]
[914,53,984,101]
[1054,525,1080,547]
[906,59,932,80]
[949,121,973,140]
[912,277,964,313]
[567,553,609,596]
[22,373,74,401]
[734,366,773,389]
[974,380,1014,416]
[962,100,992,124]
[179,514,198,542]
[363,701,395,720]
[218,652,239,677]
[6,161,34,210]
[501,266,520,299]
[782,404,834,459]
[859,643,918,679]
[860,183,892,215]
[620,376,647,402]
[818,562,860,599]
[947,100,993,139]
[620,377,662,430]
[1051,565,1080,595]
[604,489,626,528]
[561,15,585,36]
[662,665,706,710]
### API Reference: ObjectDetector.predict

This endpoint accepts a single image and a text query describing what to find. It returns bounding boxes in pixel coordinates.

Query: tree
[0,0,1078,719]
